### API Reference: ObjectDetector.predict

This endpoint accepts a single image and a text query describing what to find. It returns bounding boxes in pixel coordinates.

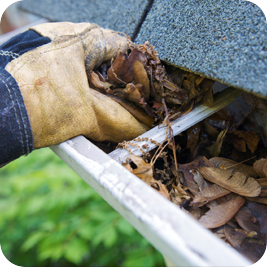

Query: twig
[162,99,178,171]
[224,156,256,170]
[151,140,170,166]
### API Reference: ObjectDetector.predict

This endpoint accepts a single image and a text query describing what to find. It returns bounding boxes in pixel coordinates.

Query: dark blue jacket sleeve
[0,30,50,165]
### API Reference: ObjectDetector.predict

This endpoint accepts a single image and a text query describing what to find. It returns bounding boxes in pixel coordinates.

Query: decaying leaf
[129,155,153,183]
[124,83,142,103]
[246,202,267,234]
[186,124,201,154]
[245,197,267,205]
[224,225,266,263]
[107,48,146,84]
[203,121,219,140]
[200,83,214,107]
[190,169,208,191]
[151,180,170,200]
[207,129,228,157]
[233,130,260,154]
[191,184,230,207]
[199,167,261,197]
[183,206,204,220]
[88,70,113,93]
[170,183,190,206]
[209,157,258,178]
[227,133,247,153]
[178,156,215,194]
[234,206,261,235]
[127,156,169,199]
[224,225,248,247]
[256,178,267,197]
[253,158,267,178]
[133,60,150,100]
[198,195,245,228]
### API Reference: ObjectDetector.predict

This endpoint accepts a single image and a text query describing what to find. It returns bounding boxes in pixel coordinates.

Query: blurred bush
[0,148,164,266]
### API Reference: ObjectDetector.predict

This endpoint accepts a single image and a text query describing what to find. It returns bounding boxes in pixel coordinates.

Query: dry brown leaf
[226,219,239,229]
[130,155,153,183]
[133,60,150,100]
[107,48,146,84]
[224,225,247,247]
[247,202,267,234]
[173,183,189,197]
[198,195,245,228]
[224,225,266,263]
[128,156,170,200]
[183,206,205,220]
[178,156,215,194]
[253,158,267,178]
[170,184,190,206]
[151,180,170,200]
[207,129,228,157]
[227,134,247,152]
[245,197,267,205]
[191,169,208,191]
[203,121,219,140]
[170,189,183,206]
[191,184,230,207]
[124,83,142,103]
[234,206,261,235]
[88,71,113,93]
[200,84,214,107]
[256,178,267,197]
[210,157,258,178]
[199,167,261,197]
[89,71,104,89]
[257,178,267,185]
[233,130,260,154]
[186,124,201,154]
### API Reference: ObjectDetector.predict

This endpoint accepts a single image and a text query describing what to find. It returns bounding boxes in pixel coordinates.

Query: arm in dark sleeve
[0,30,51,165]
[0,67,33,165]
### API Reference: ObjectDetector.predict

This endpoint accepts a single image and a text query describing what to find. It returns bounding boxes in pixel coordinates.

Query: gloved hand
[4,22,148,150]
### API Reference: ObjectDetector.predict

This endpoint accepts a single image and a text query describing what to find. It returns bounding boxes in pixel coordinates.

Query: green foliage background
[0,148,164,267]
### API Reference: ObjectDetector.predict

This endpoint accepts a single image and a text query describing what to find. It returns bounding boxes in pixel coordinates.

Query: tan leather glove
[5,22,148,148]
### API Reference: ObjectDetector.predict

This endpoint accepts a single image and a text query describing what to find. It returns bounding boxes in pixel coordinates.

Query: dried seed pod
[199,167,261,197]
[210,157,258,178]
[253,158,267,177]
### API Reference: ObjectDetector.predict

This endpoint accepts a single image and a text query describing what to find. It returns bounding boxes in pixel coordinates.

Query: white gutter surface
[50,88,252,267]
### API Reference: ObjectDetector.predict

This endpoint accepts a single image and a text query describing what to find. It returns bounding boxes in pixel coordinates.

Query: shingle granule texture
[19,0,150,38]
[136,0,267,98]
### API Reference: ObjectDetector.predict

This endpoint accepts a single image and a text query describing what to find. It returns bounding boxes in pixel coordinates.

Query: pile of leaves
[123,110,267,263]
[88,40,214,127]
[88,38,266,262]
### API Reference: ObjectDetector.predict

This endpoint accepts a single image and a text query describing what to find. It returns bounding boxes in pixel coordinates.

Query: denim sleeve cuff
[0,68,33,165]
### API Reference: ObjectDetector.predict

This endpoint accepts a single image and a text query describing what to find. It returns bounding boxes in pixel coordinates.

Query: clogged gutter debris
[88,40,214,127]
[88,40,266,262]
[124,111,267,263]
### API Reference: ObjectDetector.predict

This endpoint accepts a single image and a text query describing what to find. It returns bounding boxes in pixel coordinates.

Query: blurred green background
[0,148,164,267]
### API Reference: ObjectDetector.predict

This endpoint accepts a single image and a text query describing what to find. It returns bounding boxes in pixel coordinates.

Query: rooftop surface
[136,0,267,98]
[19,0,151,38]
[20,0,267,98]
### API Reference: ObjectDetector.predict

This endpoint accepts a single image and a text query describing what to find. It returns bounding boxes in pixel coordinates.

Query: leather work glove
[4,22,148,150]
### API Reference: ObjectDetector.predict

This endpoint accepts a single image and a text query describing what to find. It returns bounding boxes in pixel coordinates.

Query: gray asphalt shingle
[19,0,150,38]
[135,0,267,98]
